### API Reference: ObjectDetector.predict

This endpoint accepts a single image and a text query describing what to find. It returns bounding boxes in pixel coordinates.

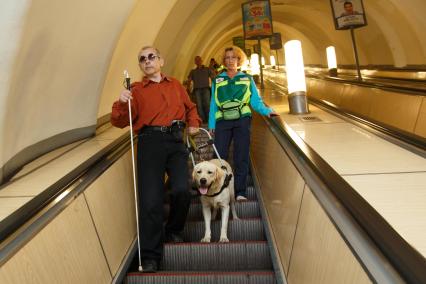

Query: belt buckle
[160,126,169,132]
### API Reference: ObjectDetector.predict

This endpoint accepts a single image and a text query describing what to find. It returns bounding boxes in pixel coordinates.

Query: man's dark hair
[344,1,352,6]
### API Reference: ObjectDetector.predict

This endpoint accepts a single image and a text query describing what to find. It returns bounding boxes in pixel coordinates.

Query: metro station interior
[1,1,425,283]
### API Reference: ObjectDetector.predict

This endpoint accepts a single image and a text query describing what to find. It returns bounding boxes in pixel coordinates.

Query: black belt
[140,126,172,133]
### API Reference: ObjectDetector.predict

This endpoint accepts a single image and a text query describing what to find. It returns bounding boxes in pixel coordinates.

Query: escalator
[125,133,278,283]
[303,66,426,91]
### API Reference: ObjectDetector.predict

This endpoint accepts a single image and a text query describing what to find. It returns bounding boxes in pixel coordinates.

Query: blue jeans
[213,117,251,198]
[193,87,211,123]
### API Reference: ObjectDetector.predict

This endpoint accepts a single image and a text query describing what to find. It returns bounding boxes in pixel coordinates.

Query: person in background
[209,57,221,76]
[187,56,215,123]
[111,46,201,273]
[208,46,277,201]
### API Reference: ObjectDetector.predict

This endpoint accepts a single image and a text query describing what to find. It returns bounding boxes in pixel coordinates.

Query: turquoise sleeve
[208,82,218,129]
[249,77,272,115]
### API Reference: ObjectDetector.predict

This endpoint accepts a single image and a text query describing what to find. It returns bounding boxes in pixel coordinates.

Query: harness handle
[186,128,227,170]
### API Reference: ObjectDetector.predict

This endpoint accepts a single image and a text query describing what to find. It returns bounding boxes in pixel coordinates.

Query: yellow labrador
[192,159,238,242]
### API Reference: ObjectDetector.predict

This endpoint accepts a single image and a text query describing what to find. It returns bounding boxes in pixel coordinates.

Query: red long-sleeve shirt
[111,74,201,132]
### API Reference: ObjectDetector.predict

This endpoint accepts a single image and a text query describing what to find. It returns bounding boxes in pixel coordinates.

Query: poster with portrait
[269,33,282,50]
[242,0,273,39]
[330,0,367,30]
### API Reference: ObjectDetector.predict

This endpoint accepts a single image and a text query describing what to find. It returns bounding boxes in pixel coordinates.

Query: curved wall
[0,0,136,182]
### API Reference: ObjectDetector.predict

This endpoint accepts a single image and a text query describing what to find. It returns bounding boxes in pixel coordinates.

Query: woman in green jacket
[208,46,276,200]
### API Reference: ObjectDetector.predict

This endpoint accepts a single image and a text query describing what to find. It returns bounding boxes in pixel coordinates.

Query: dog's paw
[219,237,229,243]
[200,237,211,243]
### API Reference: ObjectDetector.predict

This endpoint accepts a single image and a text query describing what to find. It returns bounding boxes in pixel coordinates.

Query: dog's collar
[204,172,233,197]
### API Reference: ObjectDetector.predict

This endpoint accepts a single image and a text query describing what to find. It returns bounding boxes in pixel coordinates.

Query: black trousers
[214,117,251,198]
[137,130,190,261]
[193,87,211,123]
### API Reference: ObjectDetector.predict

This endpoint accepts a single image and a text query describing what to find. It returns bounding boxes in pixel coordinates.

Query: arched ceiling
[149,0,425,83]
[2,0,426,179]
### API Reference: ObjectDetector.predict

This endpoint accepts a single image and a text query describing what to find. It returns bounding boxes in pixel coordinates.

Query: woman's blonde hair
[221,46,247,67]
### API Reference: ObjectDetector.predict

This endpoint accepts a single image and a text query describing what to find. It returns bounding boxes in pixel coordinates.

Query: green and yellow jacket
[208,71,272,129]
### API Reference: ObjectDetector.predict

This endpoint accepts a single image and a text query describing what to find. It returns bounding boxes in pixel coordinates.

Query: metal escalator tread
[127,271,276,283]
[187,201,260,221]
[162,241,272,271]
[127,130,277,283]
[183,218,265,242]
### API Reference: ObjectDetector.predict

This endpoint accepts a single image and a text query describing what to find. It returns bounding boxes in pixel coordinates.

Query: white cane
[124,70,143,272]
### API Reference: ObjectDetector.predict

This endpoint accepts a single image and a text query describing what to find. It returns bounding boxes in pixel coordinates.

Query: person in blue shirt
[208,46,277,201]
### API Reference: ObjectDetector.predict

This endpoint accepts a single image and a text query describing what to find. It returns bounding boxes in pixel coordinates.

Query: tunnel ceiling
[151,0,425,80]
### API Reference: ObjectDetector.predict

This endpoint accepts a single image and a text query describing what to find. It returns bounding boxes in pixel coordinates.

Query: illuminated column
[270,55,276,68]
[326,46,338,77]
[284,40,309,114]
[250,53,261,83]
[241,59,250,72]
[261,56,265,67]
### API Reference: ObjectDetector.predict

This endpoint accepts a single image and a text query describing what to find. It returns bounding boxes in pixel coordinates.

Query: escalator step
[127,271,275,283]
[187,201,260,221]
[162,241,272,271]
[183,218,265,242]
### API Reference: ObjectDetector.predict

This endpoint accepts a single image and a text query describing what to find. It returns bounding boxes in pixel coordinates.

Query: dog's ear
[192,164,199,181]
[215,165,224,182]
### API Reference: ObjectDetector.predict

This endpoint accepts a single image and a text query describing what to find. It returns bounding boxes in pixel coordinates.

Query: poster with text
[242,0,273,39]
[232,36,246,51]
[330,0,367,30]
[269,33,282,50]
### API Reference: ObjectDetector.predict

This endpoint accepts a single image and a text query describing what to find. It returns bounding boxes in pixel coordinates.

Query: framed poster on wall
[330,0,367,30]
[232,36,245,51]
[253,43,261,54]
[242,0,273,39]
[269,32,282,50]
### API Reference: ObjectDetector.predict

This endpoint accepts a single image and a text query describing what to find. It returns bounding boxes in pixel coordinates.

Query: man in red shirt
[111,46,200,272]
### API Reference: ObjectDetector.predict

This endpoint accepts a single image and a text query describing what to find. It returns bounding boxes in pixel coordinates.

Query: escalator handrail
[267,68,426,96]
[0,130,130,245]
[304,64,426,83]
[262,115,426,283]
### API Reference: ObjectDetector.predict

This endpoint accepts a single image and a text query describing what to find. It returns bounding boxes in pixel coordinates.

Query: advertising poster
[232,36,245,51]
[253,43,261,54]
[242,0,273,39]
[269,32,282,50]
[330,0,367,30]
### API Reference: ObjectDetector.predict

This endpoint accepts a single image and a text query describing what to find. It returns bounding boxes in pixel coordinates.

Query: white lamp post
[326,46,338,77]
[284,40,309,114]
[241,59,250,72]
[250,53,261,83]
[250,54,260,75]
[270,55,276,68]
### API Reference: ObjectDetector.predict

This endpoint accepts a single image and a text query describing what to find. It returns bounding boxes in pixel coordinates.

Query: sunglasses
[139,53,160,63]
